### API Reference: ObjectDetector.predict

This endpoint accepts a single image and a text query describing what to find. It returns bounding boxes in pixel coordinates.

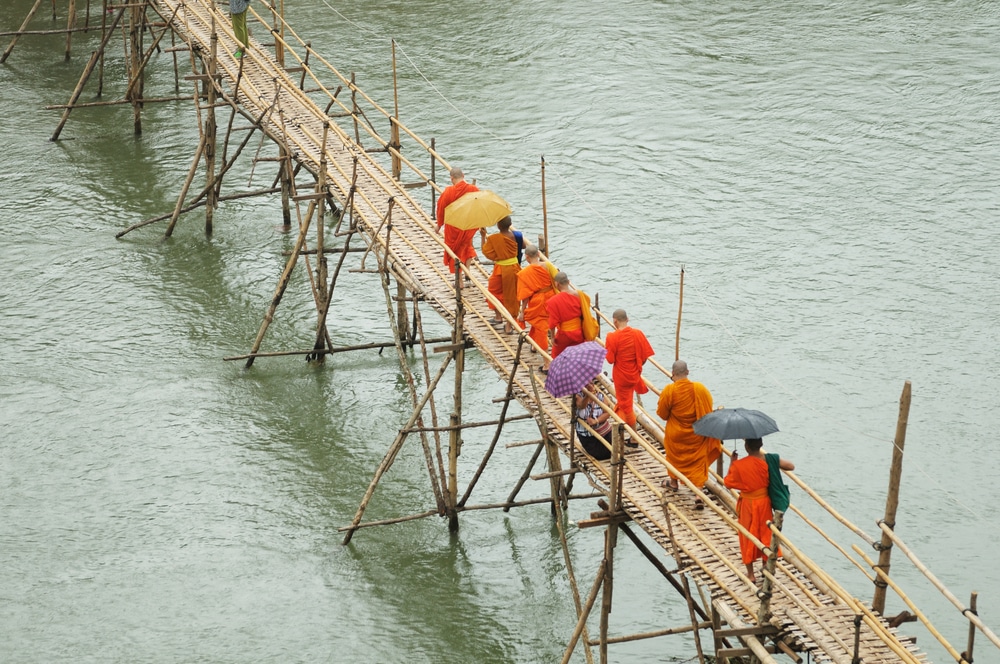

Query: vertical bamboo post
[127,0,144,134]
[962,592,978,663]
[64,0,76,60]
[2,0,45,64]
[279,145,293,228]
[872,380,911,615]
[447,267,465,532]
[351,72,360,146]
[315,123,331,308]
[675,266,684,361]
[430,138,437,220]
[97,0,106,95]
[598,427,625,663]
[390,40,402,180]
[541,155,549,260]
[756,510,783,624]
[203,17,218,235]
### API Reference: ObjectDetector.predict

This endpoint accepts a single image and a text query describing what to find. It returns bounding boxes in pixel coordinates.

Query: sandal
[693,497,705,511]
[661,478,679,491]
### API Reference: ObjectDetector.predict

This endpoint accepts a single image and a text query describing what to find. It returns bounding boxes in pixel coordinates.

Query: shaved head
[612,309,628,322]
[449,166,464,180]
[524,244,539,258]
[671,360,689,377]
[553,271,569,285]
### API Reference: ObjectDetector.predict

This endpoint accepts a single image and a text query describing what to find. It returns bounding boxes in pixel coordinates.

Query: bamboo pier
[6,2,996,662]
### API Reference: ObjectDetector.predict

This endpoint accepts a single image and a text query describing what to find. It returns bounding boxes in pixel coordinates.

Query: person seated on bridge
[725,438,795,584]
[230,0,251,59]
[655,360,721,508]
[546,271,586,361]
[605,309,655,438]
[516,245,557,362]
[436,167,480,279]
[481,216,522,334]
[574,381,612,461]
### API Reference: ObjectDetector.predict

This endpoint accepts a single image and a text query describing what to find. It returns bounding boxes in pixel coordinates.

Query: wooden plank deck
[158,2,929,661]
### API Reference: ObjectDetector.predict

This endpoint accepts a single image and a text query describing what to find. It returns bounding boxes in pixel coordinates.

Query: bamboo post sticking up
[963,592,978,663]
[447,266,466,533]
[872,380,911,615]
[64,0,77,60]
[1,0,45,64]
[127,0,145,134]
[675,266,684,361]
[389,40,402,180]
[756,510,784,625]
[203,16,219,234]
[541,156,549,260]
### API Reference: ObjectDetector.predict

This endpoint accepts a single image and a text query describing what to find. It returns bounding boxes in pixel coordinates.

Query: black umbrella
[692,408,779,440]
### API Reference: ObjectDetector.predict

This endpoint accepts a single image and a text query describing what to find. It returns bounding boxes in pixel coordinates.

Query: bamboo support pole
[65,0,77,60]
[964,592,978,663]
[874,523,1000,652]
[1,0,47,63]
[660,494,707,664]
[50,8,125,141]
[341,354,454,545]
[711,600,781,664]
[856,545,969,662]
[541,155,549,258]
[446,267,466,532]
[873,380,911,614]
[203,17,218,234]
[675,266,684,361]
[458,334,527,507]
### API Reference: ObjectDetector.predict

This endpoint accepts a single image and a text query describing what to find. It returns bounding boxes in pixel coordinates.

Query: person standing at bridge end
[605,309,654,438]
[230,0,251,59]
[725,438,795,583]
[436,167,480,278]
[656,360,721,507]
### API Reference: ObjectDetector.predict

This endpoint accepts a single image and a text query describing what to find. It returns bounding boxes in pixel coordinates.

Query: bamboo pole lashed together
[872,379,911,615]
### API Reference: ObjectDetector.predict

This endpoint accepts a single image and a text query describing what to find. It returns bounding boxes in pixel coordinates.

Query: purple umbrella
[544,341,607,398]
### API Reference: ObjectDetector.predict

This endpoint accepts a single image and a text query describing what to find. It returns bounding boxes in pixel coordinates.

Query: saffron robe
[482,232,521,319]
[436,180,479,273]
[655,377,721,486]
[517,263,556,349]
[546,291,585,358]
[605,326,654,428]
[725,455,777,565]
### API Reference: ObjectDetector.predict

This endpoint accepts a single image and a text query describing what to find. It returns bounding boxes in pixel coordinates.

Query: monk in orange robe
[655,360,721,499]
[517,244,557,353]
[436,166,479,274]
[605,309,655,430]
[481,216,521,332]
[724,438,793,582]
[546,271,585,360]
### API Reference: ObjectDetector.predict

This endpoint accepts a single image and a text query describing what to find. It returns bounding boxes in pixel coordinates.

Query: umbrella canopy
[443,190,512,230]
[692,408,779,440]
[544,341,606,398]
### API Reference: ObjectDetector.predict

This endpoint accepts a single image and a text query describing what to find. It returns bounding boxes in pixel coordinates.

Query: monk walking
[436,167,480,276]
[481,216,521,333]
[725,438,795,583]
[517,245,557,354]
[546,272,585,362]
[605,309,654,433]
[655,360,721,506]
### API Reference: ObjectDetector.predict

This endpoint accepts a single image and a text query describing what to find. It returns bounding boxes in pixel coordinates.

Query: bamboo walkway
[154,2,930,662]
[16,0,986,660]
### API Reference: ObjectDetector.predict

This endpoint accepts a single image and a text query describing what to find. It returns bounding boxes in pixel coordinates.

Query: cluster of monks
[436,166,795,584]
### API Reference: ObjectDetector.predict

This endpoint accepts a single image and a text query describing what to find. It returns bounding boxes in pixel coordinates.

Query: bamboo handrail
[876,522,1000,652]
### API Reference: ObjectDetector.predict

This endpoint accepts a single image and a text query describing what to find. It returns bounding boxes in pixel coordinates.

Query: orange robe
[725,455,777,565]
[546,291,584,358]
[655,377,721,486]
[605,326,654,428]
[436,181,479,273]
[517,263,556,349]
[481,232,521,319]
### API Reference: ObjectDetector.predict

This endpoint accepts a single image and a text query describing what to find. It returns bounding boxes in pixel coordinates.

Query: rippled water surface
[2,0,998,662]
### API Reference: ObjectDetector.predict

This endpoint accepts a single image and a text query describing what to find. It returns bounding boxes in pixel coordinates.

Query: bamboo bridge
[6,1,997,662]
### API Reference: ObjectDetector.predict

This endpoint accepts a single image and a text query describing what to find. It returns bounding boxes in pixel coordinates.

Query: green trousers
[232,10,248,49]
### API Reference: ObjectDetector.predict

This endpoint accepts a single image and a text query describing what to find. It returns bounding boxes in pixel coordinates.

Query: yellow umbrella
[442,190,513,230]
